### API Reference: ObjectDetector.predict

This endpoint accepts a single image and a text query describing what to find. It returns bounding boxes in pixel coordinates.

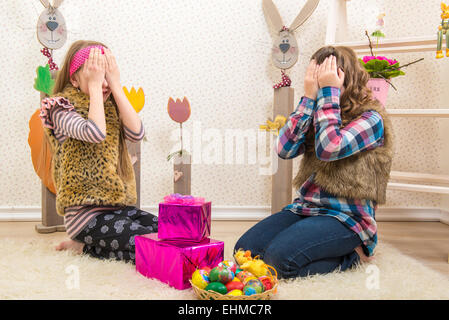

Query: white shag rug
[1,236,448,300]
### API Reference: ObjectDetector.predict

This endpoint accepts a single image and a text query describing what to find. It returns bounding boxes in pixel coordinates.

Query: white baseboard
[0,206,447,224]
[0,205,272,222]
[440,210,449,226]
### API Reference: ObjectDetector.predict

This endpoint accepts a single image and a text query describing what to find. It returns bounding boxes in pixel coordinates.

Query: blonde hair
[311,46,375,115]
[42,40,133,190]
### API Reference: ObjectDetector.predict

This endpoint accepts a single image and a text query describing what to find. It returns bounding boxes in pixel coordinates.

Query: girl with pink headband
[39,40,158,263]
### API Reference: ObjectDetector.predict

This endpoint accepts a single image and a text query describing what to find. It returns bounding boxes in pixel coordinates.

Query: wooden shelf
[332,35,436,55]
[386,109,449,118]
[390,171,449,185]
[388,182,449,195]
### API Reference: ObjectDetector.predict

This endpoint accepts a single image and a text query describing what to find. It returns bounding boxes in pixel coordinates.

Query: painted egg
[191,269,210,290]
[258,276,274,291]
[243,276,258,285]
[205,282,228,295]
[225,280,244,292]
[235,270,254,282]
[209,266,234,284]
[243,279,265,296]
[202,266,212,273]
[227,289,243,296]
[218,260,237,273]
[235,268,243,275]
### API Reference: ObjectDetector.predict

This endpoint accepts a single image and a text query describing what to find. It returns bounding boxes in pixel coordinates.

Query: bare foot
[355,246,374,263]
[55,239,84,254]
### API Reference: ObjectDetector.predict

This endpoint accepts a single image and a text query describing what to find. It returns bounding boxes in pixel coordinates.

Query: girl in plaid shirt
[235,46,393,279]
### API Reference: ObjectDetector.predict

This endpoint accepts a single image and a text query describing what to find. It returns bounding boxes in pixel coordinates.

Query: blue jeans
[234,210,362,279]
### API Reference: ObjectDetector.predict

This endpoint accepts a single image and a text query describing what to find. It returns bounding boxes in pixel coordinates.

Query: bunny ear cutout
[289,0,320,31]
[40,0,50,8]
[52,0,64,8]
[262,0,284,33]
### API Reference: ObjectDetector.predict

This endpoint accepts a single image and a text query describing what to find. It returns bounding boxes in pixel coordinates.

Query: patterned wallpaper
[1,0,448,210]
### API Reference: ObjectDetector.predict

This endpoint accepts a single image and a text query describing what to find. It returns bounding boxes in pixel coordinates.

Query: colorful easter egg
[225,280,244,292]
[191,269,210,290]
[218,260,237,273]
[202,266,212,273]
[205,282,227,295]
[209,266,234,284]
[258,276,274,291]
[235,268,243,275]
[235,270,254,282]
[243,276,258,285]
[243,279,265,296]
[226,289,243,296]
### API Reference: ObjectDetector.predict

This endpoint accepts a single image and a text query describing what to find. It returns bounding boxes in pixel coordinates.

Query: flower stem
[365,31,374,56]
[180,122,183,156]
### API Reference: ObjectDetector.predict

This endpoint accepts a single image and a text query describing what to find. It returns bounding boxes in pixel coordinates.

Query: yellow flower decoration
[123,86,145,113]
[259,115,287,136]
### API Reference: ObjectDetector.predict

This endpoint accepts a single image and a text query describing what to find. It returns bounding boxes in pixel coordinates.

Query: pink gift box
[135,233,224,290]
[158,201,211,242]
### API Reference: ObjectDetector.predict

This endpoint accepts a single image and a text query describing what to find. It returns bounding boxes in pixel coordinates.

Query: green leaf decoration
[167,149,183,162]
[34,64,54,95]
[359,59,406,79]
[363,59,390,72]
[371,30,385,38]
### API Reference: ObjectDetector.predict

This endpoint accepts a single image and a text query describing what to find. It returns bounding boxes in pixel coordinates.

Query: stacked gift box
[135,194,224,290]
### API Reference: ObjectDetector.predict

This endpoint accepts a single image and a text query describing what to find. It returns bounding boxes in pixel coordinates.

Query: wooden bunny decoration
[261,0,319,214]
[37,0,67,50]
[263,0,320,77]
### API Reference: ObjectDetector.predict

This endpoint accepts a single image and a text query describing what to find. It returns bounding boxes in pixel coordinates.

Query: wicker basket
[190,280,278,300]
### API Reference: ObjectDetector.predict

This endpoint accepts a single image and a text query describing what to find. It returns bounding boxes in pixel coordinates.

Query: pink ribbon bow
[163,194,206,205]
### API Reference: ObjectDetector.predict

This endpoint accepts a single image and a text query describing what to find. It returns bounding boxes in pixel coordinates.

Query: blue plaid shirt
[277,87,385,256]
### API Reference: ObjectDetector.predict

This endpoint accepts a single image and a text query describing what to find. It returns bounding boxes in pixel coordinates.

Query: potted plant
[359,14,423,106]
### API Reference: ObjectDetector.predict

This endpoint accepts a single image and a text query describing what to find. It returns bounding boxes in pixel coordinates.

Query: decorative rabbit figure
[37,0,67,50]
[262,0,320,86]
[437,2,449,59]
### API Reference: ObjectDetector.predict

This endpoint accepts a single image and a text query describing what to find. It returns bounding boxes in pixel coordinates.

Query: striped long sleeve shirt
[277,87,385,256]
[40,96,145,239]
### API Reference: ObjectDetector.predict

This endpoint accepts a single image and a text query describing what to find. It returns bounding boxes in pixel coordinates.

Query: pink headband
[69,45,105,77]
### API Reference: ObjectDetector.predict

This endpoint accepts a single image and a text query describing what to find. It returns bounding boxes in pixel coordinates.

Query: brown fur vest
[44,84,137,216]
[293,100,394,205]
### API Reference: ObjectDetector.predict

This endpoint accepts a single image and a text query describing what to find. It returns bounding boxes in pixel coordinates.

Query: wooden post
[271,87,294,214]
[174,152,191,195]
[35,87,65,233]
[127,141,141,208]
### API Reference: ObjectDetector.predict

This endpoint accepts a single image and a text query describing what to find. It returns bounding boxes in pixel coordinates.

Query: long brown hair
[42,40,133,187]
[311,46,375,115]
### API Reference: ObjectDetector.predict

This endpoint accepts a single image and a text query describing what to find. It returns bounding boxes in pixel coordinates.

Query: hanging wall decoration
[437,2,449,59]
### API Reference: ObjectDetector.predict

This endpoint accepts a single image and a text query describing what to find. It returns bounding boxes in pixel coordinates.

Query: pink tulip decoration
[167,97,191,161]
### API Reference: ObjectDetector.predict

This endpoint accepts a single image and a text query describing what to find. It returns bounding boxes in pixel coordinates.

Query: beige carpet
[1,235,448,300]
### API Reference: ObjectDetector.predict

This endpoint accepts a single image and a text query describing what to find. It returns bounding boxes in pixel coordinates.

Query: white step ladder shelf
[390,171,449,185]
[388,182,449,195]
[386,109,449,117]
[332,35,436,55]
